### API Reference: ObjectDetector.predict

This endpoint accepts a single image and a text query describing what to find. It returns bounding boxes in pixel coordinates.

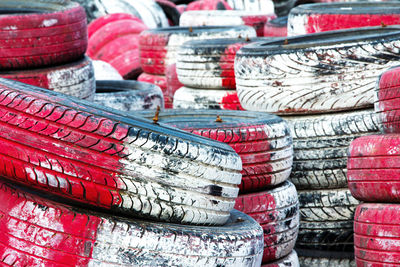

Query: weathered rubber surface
[110,49,142,80]
[285,109,379,190]
[0,179,264,266]
[177,37,271,89]
[235,26,400,114]
[0,56,95,100]
[0,0,87,70]
[262,250,299,267]
[354,203,400,266]
[347,134,400,202]
[186,0,232,11]
[173,86,244,110]
[375,65,400,133]
[93,80,164,111]
[264,16,287,37]
[92,60,123,81]
[179,10,276,36]
[137,72,171,108]
[228,0,293,17]
[299,256,355,267]
[155,0,181,25]
[140,25,256,75]
[288,3,400,36]
[136,109,293,192]
[75,0,169,28]
[87,13,142,38]
[166,64,183,109]
[235,181,299,262]
[297,188,358,252]
[0,78,243,226]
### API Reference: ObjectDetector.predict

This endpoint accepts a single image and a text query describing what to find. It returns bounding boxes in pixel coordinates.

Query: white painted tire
[179,10,275,36]
[235,26,400,114]
[262,250,300,267]
[140,25,256,75]
[92,60,123,81]
[93,80,164,111]
[76,0,169,28]
[0,179,264,266]
[173,86,243,110]
[177,37,267,89]
[285,109,379,189]
[227,0,292,17]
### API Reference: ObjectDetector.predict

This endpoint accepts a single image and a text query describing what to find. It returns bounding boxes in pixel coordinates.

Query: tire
[87,13,143,38]
[76,0,169,28]
[177,37,268,89]
[0,78,242,226]
[0,179,264,266]
[109,49,142,80]
[299,255,355,267]
[186,0,232,11]
[354,203,400,266]
[227,0,293,17]
[137,72,171,108]
[179,10,276,36]
[288,3,400,36]
[264,16,288,37]
[93,80,164,111]
[136,109,293,192]
[92,60,123,81]
[140,25,256,75]
[0,1,87,70]
[285,109,379,190]
[173,86,244,110]
[235,27,400,114]
[348,134,400,202]
[166,64,183,107]
[0,56,95,100]
[262,250,300,267]
[375,65,400,133]
[235,181,299,263]
[155,0,181,25]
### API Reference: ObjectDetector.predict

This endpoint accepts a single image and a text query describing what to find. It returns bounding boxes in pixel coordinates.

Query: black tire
[285,109,379,189]
[0,179,264,266]
[137,109,293,192]
[0,78,242,226]
[235,26,400,114]
[94,80,165,111]
[297,249,355,267]
[156,0,181,25]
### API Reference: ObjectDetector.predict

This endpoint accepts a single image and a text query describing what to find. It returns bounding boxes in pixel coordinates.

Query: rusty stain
[189,27,193,32]
[215,115,223,123]
[381,21,387,28]
[153,106,160,124]
[238,34,242,39]
[246,36,251,42]
[283,39,288,45]
[272,81,283,87]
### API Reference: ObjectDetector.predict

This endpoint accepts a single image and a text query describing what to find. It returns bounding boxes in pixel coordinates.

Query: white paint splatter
[41,19,58,27]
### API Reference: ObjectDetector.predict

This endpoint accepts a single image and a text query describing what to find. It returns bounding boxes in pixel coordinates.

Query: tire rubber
[137,72,171,108]
[264,16,288,37]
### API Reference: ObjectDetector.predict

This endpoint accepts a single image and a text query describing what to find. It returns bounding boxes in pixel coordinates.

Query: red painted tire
[264,16,288,37]
[354,203,400,266]
[173,86,244,110]
[87,13,142,38]
[166,64,183,107]
[0,1,87,70]
[87,17,147,79]
[139,25,256,75]
[288,3,400,36]
[375,65,400,133]
[177,37,272,89]
[0,78,243,225]
[348,134,400,202]
[235,181,299,263]
[137,72,172,108]
[0,179,264,266]
[186,0,232,10]
[137,109,293,192]
[0,56,95,100]
[179,10,276,36]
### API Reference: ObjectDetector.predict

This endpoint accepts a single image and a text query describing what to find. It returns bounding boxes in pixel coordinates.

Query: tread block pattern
[0,78,243,226]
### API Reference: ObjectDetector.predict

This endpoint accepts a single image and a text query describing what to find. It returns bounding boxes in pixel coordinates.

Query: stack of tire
[138,25,256,108]
[0,0,95,101]
[174,36,270,110]
[348,65,400,266]
[0,74,267,265]
[136,109,300,266]
[234,26,400,265]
